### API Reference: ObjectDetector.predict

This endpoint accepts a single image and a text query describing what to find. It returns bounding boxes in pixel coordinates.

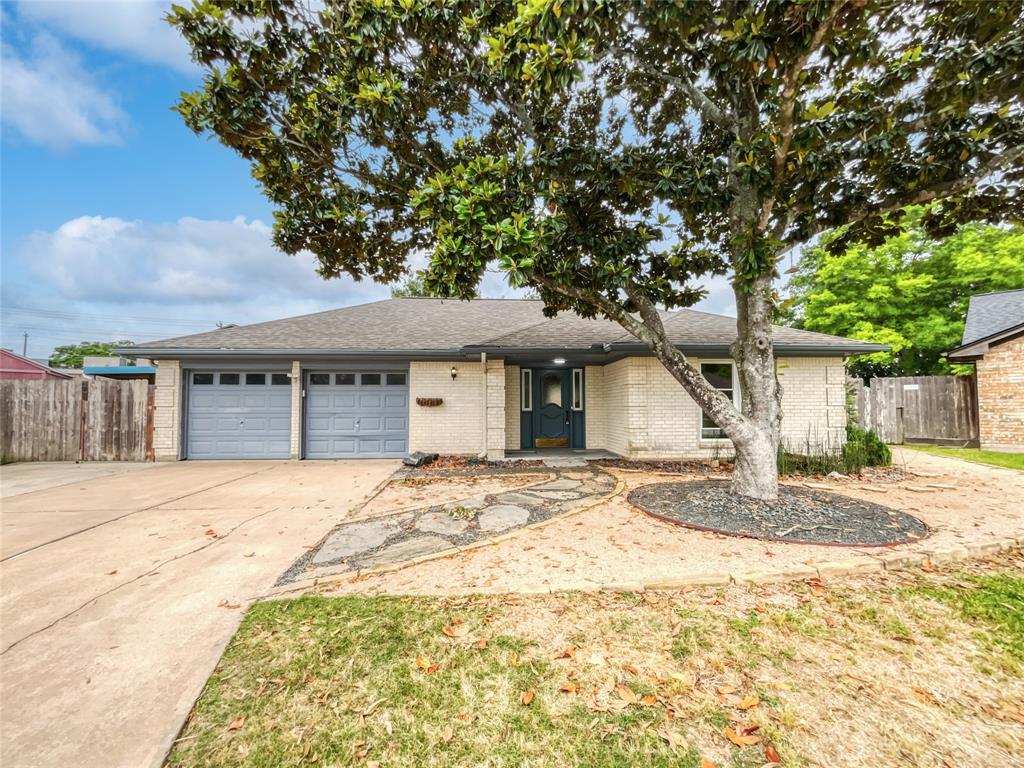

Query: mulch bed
[408,455,546,473]
[589,458,730,473]
[628,480,930,546]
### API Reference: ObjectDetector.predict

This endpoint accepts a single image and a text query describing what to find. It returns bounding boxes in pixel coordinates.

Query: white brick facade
[153,359,181,461]
[152,354,845,461]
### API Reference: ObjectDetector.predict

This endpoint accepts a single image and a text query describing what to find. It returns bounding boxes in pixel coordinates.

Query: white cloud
[16,0,195,74]
[1,32,128,149]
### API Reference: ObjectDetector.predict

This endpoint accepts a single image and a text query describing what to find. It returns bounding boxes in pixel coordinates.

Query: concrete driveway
[0,459,398,768]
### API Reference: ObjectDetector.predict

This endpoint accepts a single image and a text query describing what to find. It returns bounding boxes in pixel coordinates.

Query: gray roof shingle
[125,297,883,354]
[960,289,1024,345]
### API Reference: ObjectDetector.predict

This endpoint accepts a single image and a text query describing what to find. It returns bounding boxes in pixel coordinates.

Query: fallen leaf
[560,683,579,694]
[724,726,761,747]
[474,639,487,650]
[912,687,938,705]
[658,727,686,751]
[700,758,717,768]
[560,645,576,659]
[764,744,782,763]
[441,724,454,742]
[415,657,430,670]
[442,624,468,638]
[641,694,657,706]
[217,600,240,609]
[106,570,118,576]
[716,684,738,695]
[737,694,760,710]
[623,663,639,676]
[615,685,637,704]
[228,716,245,730]
[243,552,255,558]
[425,664,438,675]
[204,529,216,536]
[521,690,535,706]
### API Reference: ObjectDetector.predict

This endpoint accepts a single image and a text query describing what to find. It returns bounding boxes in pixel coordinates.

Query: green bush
[845,424,891,467]
[777,425,891,476]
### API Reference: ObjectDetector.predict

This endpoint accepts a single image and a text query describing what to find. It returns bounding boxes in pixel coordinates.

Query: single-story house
[117,298,883,462]
[0,349,73,381]
[947,289,1024,452]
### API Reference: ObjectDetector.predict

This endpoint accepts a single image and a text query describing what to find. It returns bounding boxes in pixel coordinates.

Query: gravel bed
[628,480,929,546]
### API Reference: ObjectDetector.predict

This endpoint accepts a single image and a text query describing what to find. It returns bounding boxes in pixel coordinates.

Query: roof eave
[947,322,1024,361]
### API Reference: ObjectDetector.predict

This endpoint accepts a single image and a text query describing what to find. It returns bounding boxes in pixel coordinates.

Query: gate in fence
[847,374,979,446]
[0,378,154,462]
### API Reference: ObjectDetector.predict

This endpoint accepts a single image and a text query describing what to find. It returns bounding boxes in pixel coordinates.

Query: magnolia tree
[171,0,1023,499]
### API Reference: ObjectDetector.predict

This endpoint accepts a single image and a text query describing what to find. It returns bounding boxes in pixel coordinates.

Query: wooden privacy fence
[848,375,979,446]
[0,378,154,462]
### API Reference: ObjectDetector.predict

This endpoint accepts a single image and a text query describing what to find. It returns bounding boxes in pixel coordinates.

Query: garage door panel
[305,370,409,458]
[187,371,291,459]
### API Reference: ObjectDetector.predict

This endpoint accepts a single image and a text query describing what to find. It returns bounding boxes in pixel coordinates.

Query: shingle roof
[960,289,1024,346]
[124,297,883,355]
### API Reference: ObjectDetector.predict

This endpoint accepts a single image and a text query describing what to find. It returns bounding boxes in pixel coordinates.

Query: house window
[700,362,736,440]
[361,373,381,385]
[521,369,532,411]
[309,373,330,385]
[385,373,406,385]
[335,373,355,385]
[271,373,291,385]
[192,372,213,385]
[219,373,240,385]
[245,373,266,385]
[571,369,583,410]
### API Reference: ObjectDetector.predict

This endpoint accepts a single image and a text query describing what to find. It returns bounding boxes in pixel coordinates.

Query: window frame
[192,372,214,386]
[271,373,291,386]
[521,369,533,412]
[571,368,583,411]
[218,372,240,385]
[360,373,382,386]
[698,360,740,442]
[335,373,356,386]
[244,373,267,386]
[385,372,407,386]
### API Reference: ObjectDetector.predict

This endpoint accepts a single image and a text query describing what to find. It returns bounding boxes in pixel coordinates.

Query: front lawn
[904,444,1024,471]
[169,552,1024,768]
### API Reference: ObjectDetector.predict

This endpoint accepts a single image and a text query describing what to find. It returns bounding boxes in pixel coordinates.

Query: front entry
[533,368,571,447]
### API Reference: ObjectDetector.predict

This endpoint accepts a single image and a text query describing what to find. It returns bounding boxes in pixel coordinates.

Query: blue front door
[533,368,571,447]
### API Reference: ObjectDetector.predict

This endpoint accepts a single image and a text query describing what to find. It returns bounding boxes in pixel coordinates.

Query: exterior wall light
[553,358,566,365]
[450,366,457,380]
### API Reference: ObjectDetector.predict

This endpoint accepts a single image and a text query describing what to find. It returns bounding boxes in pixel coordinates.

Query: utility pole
[22,332,28,357]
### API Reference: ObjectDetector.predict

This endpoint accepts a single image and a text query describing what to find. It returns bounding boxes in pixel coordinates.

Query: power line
[1,306,217,329]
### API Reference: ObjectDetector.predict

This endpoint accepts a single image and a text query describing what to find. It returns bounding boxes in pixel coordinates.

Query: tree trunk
[730,273,783,499]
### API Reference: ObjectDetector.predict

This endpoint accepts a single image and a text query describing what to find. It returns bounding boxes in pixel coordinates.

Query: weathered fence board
[0,379,153,462]
[847,374,979,446]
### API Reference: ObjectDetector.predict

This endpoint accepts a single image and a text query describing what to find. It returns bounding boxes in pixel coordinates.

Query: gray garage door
[305,371,409,458]
[187,371,292,459]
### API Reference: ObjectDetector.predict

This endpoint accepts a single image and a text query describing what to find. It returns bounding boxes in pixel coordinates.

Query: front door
[534,368,571,447]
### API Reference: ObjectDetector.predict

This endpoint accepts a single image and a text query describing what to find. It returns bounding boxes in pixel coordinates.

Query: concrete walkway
[0,459,397,768]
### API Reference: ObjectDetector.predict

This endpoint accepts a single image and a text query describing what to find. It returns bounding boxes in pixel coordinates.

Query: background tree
[171,0,1024,499]
[49,340,134,369]
[391,271,479,297]
[783,208,1024,378]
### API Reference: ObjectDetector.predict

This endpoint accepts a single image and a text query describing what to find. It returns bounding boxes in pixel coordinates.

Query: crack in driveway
[1,507,276,656]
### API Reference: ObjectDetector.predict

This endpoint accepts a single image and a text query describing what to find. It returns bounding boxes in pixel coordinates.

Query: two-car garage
[184,368,409,459]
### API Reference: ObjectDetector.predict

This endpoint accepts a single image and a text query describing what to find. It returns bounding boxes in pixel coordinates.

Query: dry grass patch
[169,551,1024,768]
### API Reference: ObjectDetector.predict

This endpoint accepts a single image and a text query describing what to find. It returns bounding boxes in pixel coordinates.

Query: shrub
[777,425,891,476]
[845,424,891,467]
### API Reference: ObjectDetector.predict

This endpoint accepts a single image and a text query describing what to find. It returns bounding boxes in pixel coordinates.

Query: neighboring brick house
[947,289,1024,452]
[117,298,882,462]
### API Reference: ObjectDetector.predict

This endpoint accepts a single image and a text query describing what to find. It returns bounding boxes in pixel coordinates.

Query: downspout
[479,351,488,459]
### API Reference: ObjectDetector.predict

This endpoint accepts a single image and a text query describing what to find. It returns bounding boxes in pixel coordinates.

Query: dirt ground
[313,447,1023,596]
[357,472,549,520]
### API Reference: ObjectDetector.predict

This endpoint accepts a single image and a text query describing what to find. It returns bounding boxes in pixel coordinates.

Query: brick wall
[485,358,506,459]
[408,360,486,455]
[504,365,520,450]
[584,365,606,450]
[977,334,1024,451]
[587,355,846,458]
[153,359,181,461]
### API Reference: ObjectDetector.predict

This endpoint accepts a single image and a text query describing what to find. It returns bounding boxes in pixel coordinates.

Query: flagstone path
[278,468,617,585]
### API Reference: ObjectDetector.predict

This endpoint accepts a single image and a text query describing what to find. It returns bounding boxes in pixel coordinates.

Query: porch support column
[485,357,506,460]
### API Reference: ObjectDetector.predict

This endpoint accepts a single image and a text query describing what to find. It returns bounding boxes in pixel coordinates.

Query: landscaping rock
[403,451,438,467]
[527,489,581,500]
[532,478,582,491]
[416,511,470,536]
[477,504,530,532]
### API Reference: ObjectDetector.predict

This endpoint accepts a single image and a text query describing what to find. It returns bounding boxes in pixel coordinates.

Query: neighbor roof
[947,289,1024,361]
[119,297,886,358]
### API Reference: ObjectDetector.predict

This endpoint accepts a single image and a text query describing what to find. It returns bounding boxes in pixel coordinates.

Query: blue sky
[1,1,734,361]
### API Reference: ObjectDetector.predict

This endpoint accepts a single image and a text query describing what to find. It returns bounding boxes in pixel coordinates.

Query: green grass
[168,555,1024,768]
[903,444,1024,471]
[910,573,1024,668]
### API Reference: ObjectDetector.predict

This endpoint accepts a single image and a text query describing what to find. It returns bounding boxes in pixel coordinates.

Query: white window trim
[698,360,740,443]
[571,368,583,411]
[521,369,533,411]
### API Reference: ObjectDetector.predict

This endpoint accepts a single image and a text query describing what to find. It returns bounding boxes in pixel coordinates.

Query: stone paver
[417,511,471,536]
[312,515,411,564]
[477,504,531,532]
[360,536,452,567]
[533,478,582,491]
